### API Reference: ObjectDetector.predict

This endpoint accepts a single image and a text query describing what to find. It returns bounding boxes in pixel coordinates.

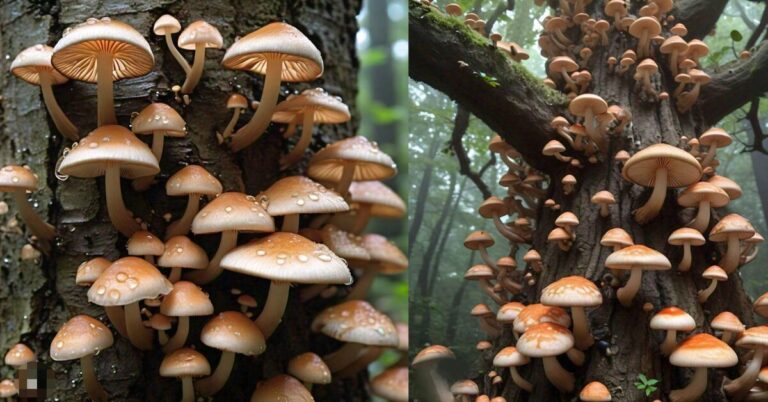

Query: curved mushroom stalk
[571,306,594,350]
[700,142,719,168]
[163,316,190,352]
[616,267,643,307]
[181,43,209,94]
[96,52,117,126]
[11,191,55,241]
[195,350,234,396]
[670,367,707,402]
[104,164,141,236]
[491,214,526,243]
[221,108,242,141]
[163,34,190,74]
[660,330,679,356]
[477,246,498,271]
[254,281,290,338]
[124,302,154,351]
[688,200,712,233]
[509,367,532,392]
[104,306,128,338]
[679,244,693,271]
[230,58,283,152]
[721,235,742,273]
[724,349,765,400]
[166,194,201,238]
[39,73,79,140]
[479,318,501,339]
[282,115,300,139]
[323,342,366,373]
[697,279,719,303]
[543,356,574,393]
[186,230,237,284]
[81,354,108,402]
[281,111,315,168]
[633,168,668,224]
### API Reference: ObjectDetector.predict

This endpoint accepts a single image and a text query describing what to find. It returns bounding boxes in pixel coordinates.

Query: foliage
[634,374,660,397]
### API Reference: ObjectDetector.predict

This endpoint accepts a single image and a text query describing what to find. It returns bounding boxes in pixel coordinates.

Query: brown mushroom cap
[591,191,616,205]
[261,176,349,216]
[699,127,732,148]
[87,257,173,306]
[166,165,222,197]
[158,236,209,270]
[153,15,181,35]
[227,93,249,109]
[76,257,112,286]
[471,303,494,317]
[451,380,480,395]
[412,345,455,366]
[50,315,113,361]
[736,326,768,349]
[371,366,408,402]
[479,196,508,218]
[347,180,406,218]
[178,21,223,50]
[465,264,495,280]
[541,276,602,307]
[601,228,633,248]
[311,300,399,347]
[711,311,745,334]
[127,231,164,257]
[10,44,68,85]
[549,56,579,75]
[517,323,574,357]
[201,311,266,355]
[272,88,351,124]
[514,304,571,333]
[160,281,213,317]
[636,59,658,74]
[287,352,331,385]
[605,245,671,271]
[191,192,275,234]
[159,347,211,378]
[321,224,370,261]
[661,36,689,54]
[622,144,702,188]
[668,228,706,246]
[132,103,186,137]
[709,214,755,242]
[0,379,17,398]
[686,40,710,60]
[702,265,728,281]
[308,136,397,183]
[250,375,314,402]
[708,175,742,200]
[360,233,408,274]
[555,211,579,228]
[569,94,608,117]
[0,165,38,192]
[580,381,612,401]
[650,307,696,331]
[628,17,662,39]
[4,344,35,366]
[464,230,494,249]
[497,302,525,323]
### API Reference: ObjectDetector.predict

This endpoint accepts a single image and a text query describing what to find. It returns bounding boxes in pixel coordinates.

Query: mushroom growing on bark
[541,275,602,350]
[250,375,315,401]
[605,245,671,307]
[711,311,745,344]
[724,326,768,400]
[0,165,55,242]
[650,306,696,355]
[478,196,525,242]
[677,182,730,233]
[698,128,732,168]
[126,231,164,263]
[697,265,728,303]
[165,165,222,238]
[153,15,189,73]
[338,180,406,234]
[709,213,755,273]
[494,347,532,392]
[628,17,661,58]
[516,323,576,393]
[260,176,348,233]
[412,345,455,402]
[591,191,615,217]
[287,352,331,390]
[220,94,249,142]
[464,231,499,270]
[580,381,612,401]
[669,333,737,402]
[178,21,223,95]
[667,228,705,271]
[160,281,213,352]
[159,348,210,402]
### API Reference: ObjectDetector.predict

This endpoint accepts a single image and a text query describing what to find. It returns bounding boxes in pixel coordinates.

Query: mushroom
[709,213,755,273]
[412,345,455,402]
[497,302,525,329]
[308,136,397,199]
[10,44,78,139]
[160,281,213,352]
[471,304,501,339]
[723,326,768,400]
[220,94,249,142]
[0,165,55,241]
[50,315,113,402]
[157,236,209,283]
[186,192,274,284]
[548,57,579,93]
[340,181,406,234]
[580,381,611,401]
[451,380,480,401]
[464,231,499,270]
[272,88,351,168]
[634,59,659,97]
[4,343,34,396]
[523,249,543,272]
[541,275,602,350]
[622,144,702,224]
[495,256,522,293]
[545,17,572,46]
[685,40,710,66]
[178,21,223,94]
[223,23,323,151]
[543,140,571,162]
[562,174,577,195]
[147,313,172,345]
[76,257,111,287]
[221,232,351,338]
[287,352,331,390]
[516,323,576,393]
[153,15,190,73]
[87,257,173,350]
[755,293,768,319]
[52,18,153,126]
[650,307,696,355]
[513,304,572,338]
[493,347,532,392]
[742,232,764,265]
[165,165,223,238]
[445,3,463,16]
[604,0,628,30]
[549,227,573,251]
[677,69,712,113]
[628,17,661,59]
[0,379,17,402]
[667,228,706,271]
[497,41,530,62]
[670,333,737,402]
[697,265,728,303]
[711,312,745,344]
[551,116,576,148]
[127,231,164,263]
[708,175,742,200]
[58,126,160,236]
[698,128,732,168]
[660,36,688,76]
[346,233,407,300]
[677,182,730,232]
[555,211,579,239]
[478,197,525,243]
[196,311,266,396]
[131,103,186,163]
[250,375,315,401]
[371,366,408,402]
[601,228,633,252]
[569,94,608,141]
[260,176,349,233]
[605,245,671,307]
[159,348,210,402]
[671,23,688,36]
[591,191,616,217]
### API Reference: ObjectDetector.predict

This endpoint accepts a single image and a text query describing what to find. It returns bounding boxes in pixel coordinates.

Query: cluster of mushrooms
[1,13,408,402]
[412,1,767,402]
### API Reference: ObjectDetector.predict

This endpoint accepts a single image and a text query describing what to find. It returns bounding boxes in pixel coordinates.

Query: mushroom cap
[465,264,495,280]
[50,315,113,361]
[555,211,579,227]
[675,73,692,84]
[628,16,662,39]
[679,58,697,70]
[709,214,755,242]
[671,23,689,36]
[191,192,275,234]
[227,93,249,109]
[549,56,578,74]
[4,343,35,366]
[360,233,408,274]
[0,379,17,398]
[311,300,398,347]
[320,224,370,261]
[711,311,745,333]
[678,182,730,208]
[153,14,181,35]
[545,16,569,31]
[660,36,688,54]
[166,165,222,196]
[747,232,765,244]
[702,265,728,281]
[686,39,710,59]
[497,302,525,323]
[412,345,455,366]
[736,326,768,349]
[287,352,331,385]
[131,103,186,137]
[516,323,574,357]
[250,375,313,402]
[58,125,160,179]
[605,245,671,271]
[548,227,571,242]
[488,135,517,154]
[159,347,210,378]
[708,175,742,200]
[650,307,696,331]
[699,127,732,148]
[569,94,608,117]
[371,366,408,402]
[348,180,406,218]
[540,276,602,307]
[87,257,173,306]
[10,44,68,85]
[464,230,494,249]
[513,303,571,333]
[580,381,611,401]
[272,88,351,124]
[201,311,266,355]
[222,22,323,82]
[52,18,153,83]
[308,136,397,183]
[668,228,706,246]
[604,0,627,16]
[636,58,658,74]
[562,174,577,186]
[221,232,351,284]
[127,231,164,257]
[178,20,223,50]
[479,196,508,218]
[158,236,209,269]
[601,228,633,248]
[591,191,615,205]
[477,341,493,351]
[148,313,172,330]
[76,257,112,286]
[670,333,737,368]
[523,249,541,262]
[493,346,530,367]
[0,165,38,192]
[471,303,494,317]
[160,281,213,316]
[543,140,566,155]
[451,380,480,395]
[497,256,517,270]
[622,144,702,188]
[260,176,349,216]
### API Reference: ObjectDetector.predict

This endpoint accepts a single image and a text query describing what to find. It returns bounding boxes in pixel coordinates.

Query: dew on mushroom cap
[371,366,408,402]
[260,176,349,233]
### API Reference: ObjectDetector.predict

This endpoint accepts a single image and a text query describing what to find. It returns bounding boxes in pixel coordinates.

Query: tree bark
[0,1,366,401]
[409,131,441,250]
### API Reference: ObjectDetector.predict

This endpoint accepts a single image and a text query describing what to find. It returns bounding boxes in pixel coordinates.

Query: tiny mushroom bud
[667,228,705,271]
[650,307,696,355]
[591,191,616,217]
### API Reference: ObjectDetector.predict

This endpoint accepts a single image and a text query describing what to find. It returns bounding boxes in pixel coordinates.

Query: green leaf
[360,48,388,66]
[645,388,654,396]
[731,30,743,42]
[634,382,644,389]
[638,374,647,382]
[646,379,660,385]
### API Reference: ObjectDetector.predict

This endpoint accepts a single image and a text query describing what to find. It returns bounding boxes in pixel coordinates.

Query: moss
[508,61,569,106]
[409,0,491,49]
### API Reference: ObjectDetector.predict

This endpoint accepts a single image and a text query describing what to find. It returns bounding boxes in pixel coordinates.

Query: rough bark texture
[0,1,366,401]
[410,1,762,401]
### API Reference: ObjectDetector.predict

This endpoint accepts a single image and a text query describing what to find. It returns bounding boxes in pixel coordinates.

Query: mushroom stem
[679,244,693,271]
[195,350,234,396]
[351,204,372,234]
[163,316,189,352]
[500,153,522,171]
[639,30,649,59]
[559,70,577,93]
[724,348,764,399]
[478,247,499,271]
[346,269,376,301]
[104,163,140,237]
[221,108,242,140]
[230,58,283,152]
[299,284,327,302]
[722,330,735,344]
[254,281,290,338]
[124,301,154,351]
[96,52,116,126]
[616,267,643,307]
[721,235,741,273]
[492,214,525,243]
[166,194,201,238]
[689,200,711,233]
[150,131,166,161]
[697,279,718,303]
[323,342,366,373]
[571,306,594,350]
[509,367,533,392]
[661,329,678,355]
[11,191,54,241]
[80,354,108,402]
[566,348,585,366]
[478,279,504,305]
[700,144,718,168]
[479,317,500,338]
[335,346,383,379]
[181,43,207,94]
[104,306,128,338]
[583,108,597,143]
[280,111,314,168]
[157,328,168,345]
[633,167,668,224]
[336,162,356,199]
[186,230,237,284]
[281,214,300,233]
[599,204,610,217]
[38,73,78,140]
[181,377,194,402]
[165,33,191,73]
[542,356,574,393]
[670,50,680,76]
[282,115,299,139]
[670,367,707,402]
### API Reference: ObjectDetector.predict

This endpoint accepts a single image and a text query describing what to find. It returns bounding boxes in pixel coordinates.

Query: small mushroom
[178,21,223,95]
[548,56,579,93]
[464,231,499,270]
[634,59,659,97]
[0,379,17,401]
[543,140,572,162]
[220,94,249,141]
[260,176,348,233]
[0,165,55,241]
[605,245,671,306]
[451,380,480,402]
[516,323,576,393]
[478,197,525,242]
[650,307,696,355]
[569,94,608,141]
[709,213,755,273]
[153,15,190,73]
[660,36,688,76]
[160,281,213,352]
[127,231,164,263]
[697,265,728,303]
[580,381,612,401]
[628,17,661,59]
[549,227,573,251]
[723,326,768,400]
[591,191,616,217]
[412,345,455,402]
[667,228,705,271]
[711,311,745,344]
[523,249,543,272]
[604,0,628,30]
[250,375,315,401]
[160,348,210,402]
[494,347,532,392]
[541,276,602,350]
[698,127,732,168]
[287,352,331,390]
[677,182,730,232]
[165,165,223,238]
[562,174,577,195]
[670,334,737,402]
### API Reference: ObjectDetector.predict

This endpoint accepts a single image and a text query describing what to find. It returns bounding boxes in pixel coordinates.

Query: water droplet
[116,272,127,282]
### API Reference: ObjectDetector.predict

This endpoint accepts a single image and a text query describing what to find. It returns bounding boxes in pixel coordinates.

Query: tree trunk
[409,132,441,250]
[0,1,366,400]
[427,177,468,296]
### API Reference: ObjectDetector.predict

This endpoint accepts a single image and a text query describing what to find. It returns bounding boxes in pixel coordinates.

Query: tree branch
[450,106,495,199]
[746,2,768,49]
[735,0,758,31]
[409,1,567,172]
[745,98,768,153]
[673,0,729,39]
